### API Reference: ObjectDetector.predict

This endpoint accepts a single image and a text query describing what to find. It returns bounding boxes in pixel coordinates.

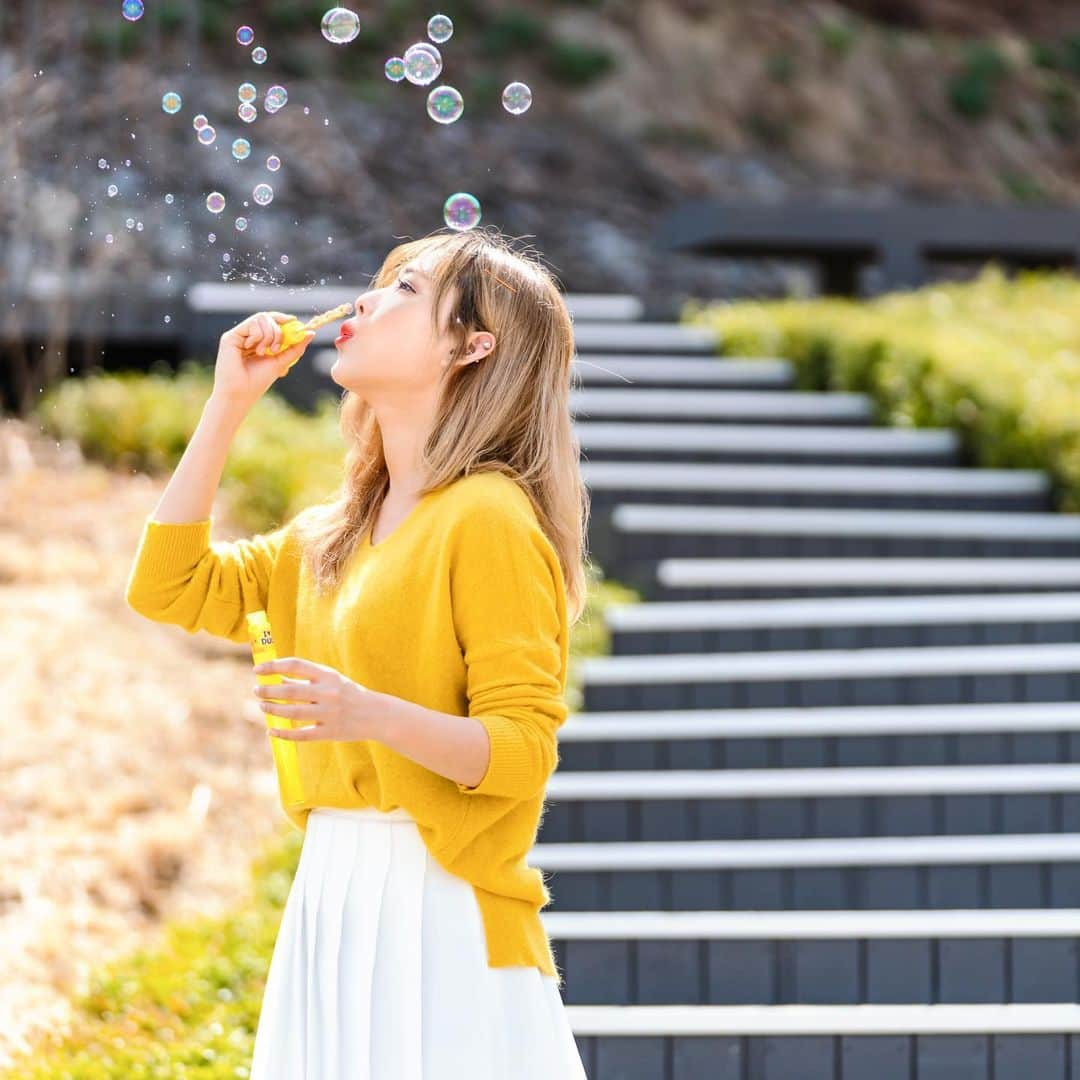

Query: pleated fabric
[249,805,588,1079]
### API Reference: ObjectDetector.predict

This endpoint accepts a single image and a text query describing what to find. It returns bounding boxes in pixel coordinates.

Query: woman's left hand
[250,657,386,741]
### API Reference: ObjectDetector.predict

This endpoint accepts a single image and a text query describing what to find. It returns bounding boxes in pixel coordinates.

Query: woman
[125,226,592,1077]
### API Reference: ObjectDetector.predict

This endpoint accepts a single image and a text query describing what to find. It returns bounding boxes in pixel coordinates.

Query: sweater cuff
[457,713,539,797]
[133,516,213,579]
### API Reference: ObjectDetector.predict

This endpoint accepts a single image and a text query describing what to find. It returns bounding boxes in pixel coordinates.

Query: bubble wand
[268,301,354,366]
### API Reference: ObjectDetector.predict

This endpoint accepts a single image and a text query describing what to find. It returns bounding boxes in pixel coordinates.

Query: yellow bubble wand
[268,301,354,367]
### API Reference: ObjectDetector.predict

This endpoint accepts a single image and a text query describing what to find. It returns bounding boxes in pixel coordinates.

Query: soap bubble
[236,25,255,46]
[197,125,217,145]
[264,85,287,113]
[125,217,135,229]
[238,103,257,123]
[385,57,405,82]
[427,85,463,124]
[232,138,251,160]
[161,91,182,114]
[121,0,143,21]
[235,216,249,231]
[321,8,361,44]
[164,314,171,323]
[280,254,289,265]
[98,158,108,169]
[266,155,281,171]
[427,14,453,44]
[252,183,274,206]
[107,184,118,197]
[193,114,208,131]
[105,234,115,244]
[404,43,442,86]
[136,221,144,232]
[208,233,216,243]
[238,82,257,103]
[443,192,481,232]
[164,193,174,204]
[252,46,268,64]
[206,192,226,214]
[502,82,532,115]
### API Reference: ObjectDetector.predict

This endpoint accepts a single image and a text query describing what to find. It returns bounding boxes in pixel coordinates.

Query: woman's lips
[335,322,354,345]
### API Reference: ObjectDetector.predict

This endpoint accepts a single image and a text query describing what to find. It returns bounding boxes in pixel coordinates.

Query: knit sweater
[124,471,570,985]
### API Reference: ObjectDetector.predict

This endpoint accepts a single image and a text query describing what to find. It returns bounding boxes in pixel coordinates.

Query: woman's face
[329,253,460,395]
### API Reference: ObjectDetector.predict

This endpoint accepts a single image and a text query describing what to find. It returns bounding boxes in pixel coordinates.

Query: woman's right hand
[211,311,315,408]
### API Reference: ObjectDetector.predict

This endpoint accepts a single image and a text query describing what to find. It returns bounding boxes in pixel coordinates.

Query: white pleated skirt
[249,804,588,1079]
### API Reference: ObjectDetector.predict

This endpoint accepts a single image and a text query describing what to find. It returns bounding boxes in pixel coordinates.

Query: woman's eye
[396,279,414,293]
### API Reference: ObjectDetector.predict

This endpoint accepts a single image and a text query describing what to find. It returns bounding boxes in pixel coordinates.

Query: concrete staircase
[546,297,1080,1078]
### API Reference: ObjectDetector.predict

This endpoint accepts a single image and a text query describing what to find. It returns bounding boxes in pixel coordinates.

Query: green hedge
[683,264,1080,513]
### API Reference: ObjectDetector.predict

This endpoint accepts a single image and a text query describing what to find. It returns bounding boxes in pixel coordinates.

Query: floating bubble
[236,25,255,46]
[385,57,405,82]
[427,85,463,124]
[136,221,144,231]
[121,0,143,22]
[164,193,174,204]
[252,183,274,206]
[235,216,249,231]
[97,158,108,169]
[443,191,481,232]
[232,138,251,160]
[206,191,226,214]
[208,233,216,243]
[164,314,171,323]
[252,46,267,64]
[303,106,310,115]
[193,113,208,131]
[265,85,287,112]
[404,42,442,86]
[502,81,532,115]
[107,184,118,197]
[223,252,231,262]
[280,254,289,264]
[161,91,182,114]
[238,103,257,123]
[266,154,281,171]
[197,124,217,145]
[105,234,115,244]
[427,14,453,44]
[321,8,361,44]
[238,82,257,103]
[125,217,135,229]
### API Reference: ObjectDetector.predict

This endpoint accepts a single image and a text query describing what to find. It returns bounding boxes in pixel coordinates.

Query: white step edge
[545,762,1080,801]
[658,557,1080,588]
[571,356,792,384]
[186,282,642,321]
[572,323,717,351]
[614,503,1080,540]
[605,590,1080,632]
[559,700,1080,742]
[572,388,872,418]
[542,908,1080,940]
[577,422,959,455]
[578,640,1080,685]
[561,1002,1080,1037]
[583,461,1049,496]
[530,831,1080,870]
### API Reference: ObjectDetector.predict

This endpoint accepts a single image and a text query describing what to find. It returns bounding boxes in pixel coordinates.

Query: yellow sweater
[124,471,570,985]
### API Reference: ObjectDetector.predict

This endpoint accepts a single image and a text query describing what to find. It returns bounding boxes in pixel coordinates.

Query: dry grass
[0,417,294,1070]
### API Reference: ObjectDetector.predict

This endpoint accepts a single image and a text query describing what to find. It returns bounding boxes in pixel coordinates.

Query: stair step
[564,294,646,321]
[605,590,1080,654]
[583,461,1050,513]
[572,355,794,387]
[571,322,718,353]
[533,831,1080,912]
[557,701,1080,772]
[545,909,1080,1006]
[571,388,874,424]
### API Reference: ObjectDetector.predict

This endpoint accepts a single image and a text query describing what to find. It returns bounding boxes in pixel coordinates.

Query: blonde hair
[292,225,593,626]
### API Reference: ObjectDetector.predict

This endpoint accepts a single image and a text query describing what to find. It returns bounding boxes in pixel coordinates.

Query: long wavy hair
[292,226,593,626]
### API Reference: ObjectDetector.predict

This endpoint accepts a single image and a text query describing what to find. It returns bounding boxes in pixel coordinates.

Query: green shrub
[684,265,1080,512]
[543,40,616,86]
[948,41,1008,119]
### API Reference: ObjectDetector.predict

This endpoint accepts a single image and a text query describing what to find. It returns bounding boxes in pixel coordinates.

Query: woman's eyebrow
[400,264,432,280]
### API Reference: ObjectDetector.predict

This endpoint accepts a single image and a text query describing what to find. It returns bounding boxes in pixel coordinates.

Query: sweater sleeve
[449,492,569,801]
[124,515,290,645]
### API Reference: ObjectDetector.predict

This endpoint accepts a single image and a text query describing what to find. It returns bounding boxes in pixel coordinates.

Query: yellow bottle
[268,301,354,367]
[245,610,306,809]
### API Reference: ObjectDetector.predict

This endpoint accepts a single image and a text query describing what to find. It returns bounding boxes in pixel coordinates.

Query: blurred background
[7,2,1080,1076]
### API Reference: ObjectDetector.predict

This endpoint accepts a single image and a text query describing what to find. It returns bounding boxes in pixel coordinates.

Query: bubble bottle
[246,610,306,809]
[268,301,354,366]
